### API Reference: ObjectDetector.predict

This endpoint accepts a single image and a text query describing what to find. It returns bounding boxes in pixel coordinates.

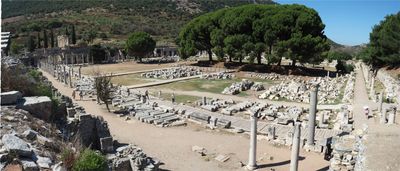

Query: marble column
[308,84,318,146]
[247,111,258,170]
[290,123,301,171]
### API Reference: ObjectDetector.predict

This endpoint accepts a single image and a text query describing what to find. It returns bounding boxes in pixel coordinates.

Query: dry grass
[77,62,187,75]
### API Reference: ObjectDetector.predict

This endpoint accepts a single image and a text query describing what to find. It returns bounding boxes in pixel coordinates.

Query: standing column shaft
[247,112,258,170]
[379,92,383,113]
[79,66,82,79]
[69,66,72,88]
[290,123,301,171]
[63,65,67,84]
[308,85,318,145]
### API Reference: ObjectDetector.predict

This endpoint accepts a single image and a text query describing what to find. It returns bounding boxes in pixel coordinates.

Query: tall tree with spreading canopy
[125,31,156,62]
[178,4,329,65]
[361,12,400,68]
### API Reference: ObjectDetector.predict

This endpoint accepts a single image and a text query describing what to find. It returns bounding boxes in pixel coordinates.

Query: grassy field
[111,74,154,86]
[154,77,275,94]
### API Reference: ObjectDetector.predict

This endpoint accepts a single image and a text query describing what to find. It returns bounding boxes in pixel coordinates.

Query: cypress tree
[36,32,41,48]
[71,25,76,44]
[27,33,36,52]
[50,29,55,48]
[43,29,48,48]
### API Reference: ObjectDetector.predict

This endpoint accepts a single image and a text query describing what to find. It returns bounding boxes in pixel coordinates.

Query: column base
[246,164,257,170]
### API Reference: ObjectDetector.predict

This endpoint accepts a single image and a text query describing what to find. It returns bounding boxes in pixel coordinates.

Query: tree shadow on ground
[316,166,330,171]
[257,156,305,169]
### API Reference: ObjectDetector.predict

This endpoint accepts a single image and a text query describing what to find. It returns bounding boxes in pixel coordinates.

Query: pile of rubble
[141,67,202,79]
[109,144,161,171]
[1,56,21,68]
[329,129,366,171]
[0,106,66,170]
[141,56,179,64]
[222,79,264,95]
[246,72,290,81]
[259,75,350,104]
[342,72,355,103]
[197,98,235,112]
[110,86,187,127]
[200,72,234,80]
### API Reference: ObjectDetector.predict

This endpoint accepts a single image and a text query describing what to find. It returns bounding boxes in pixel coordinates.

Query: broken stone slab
[22,130,38,141]
[188,113,211,123]
[100,137,114,153]
[67,108,76,118]
[113,157,131,171]
[36,156,52,169]
[2,134,32,157]
[201,105,218,112]
[37,135,54,148]
[17,96,52,120]
[215,154,230,162]
[191,146,206,156]
[21,159,39,171]
[0,91,22,105]
[216,118,231,128]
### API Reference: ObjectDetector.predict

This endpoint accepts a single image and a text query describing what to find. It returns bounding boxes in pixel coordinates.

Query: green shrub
[61,149,76,170]
[73,149,107,171]
[28,69,43,81]
[344,64,354,73]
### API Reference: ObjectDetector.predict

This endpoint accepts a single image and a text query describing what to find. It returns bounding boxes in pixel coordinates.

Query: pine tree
[43,29,48,48]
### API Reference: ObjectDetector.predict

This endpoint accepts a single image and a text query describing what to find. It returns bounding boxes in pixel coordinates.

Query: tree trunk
[277,57,282,66]
[229,56,232,62]
[292,59,296,67]
[239,56,243,64]
[257,53,261,65]
[105,101,110,112]
[208,50,213,62]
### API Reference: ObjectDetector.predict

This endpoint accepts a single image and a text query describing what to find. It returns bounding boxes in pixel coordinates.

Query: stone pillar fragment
[379,92,383,113]
[290,123,301,171]
[380,108,387,124]
[388,106,397,125]
[247,111,258,170]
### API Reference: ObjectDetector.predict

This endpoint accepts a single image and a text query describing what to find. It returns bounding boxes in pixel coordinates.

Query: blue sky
[275,0,400,46]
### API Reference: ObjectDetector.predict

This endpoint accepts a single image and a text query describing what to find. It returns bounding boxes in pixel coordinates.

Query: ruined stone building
[153,45,178,57]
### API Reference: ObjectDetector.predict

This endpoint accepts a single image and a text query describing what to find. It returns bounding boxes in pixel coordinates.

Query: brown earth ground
[40,68,330,171]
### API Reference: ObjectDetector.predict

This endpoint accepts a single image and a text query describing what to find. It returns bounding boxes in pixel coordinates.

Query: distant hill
[2,0,361,52]
[327,38,363,55]
[2,0,275,46]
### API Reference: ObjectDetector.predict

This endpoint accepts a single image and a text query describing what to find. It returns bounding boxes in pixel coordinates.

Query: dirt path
[40,69,329,171]
[352,65,400,170]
